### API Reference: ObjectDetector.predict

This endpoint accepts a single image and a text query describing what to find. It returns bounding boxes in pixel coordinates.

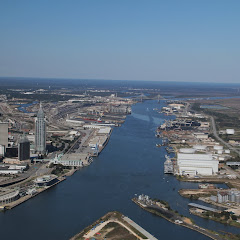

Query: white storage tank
[179,148,196,154]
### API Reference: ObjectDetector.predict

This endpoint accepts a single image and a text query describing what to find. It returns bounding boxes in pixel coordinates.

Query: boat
[164,155,173,174]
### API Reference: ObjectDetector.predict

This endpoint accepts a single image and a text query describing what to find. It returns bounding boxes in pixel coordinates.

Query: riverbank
[1,176,66,211]
[132,196,225,240]
[0,125,114,212]
[70,211,157,240]
[1,99,239,240]
[189,208,240,229]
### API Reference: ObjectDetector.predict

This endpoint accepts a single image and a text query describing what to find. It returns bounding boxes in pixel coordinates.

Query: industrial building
[217,190,240,204]
[34,175,58,187]
[177,153,219,176]
[188,203,220,213]
[88,135,108,148]
[108,105,131,114]
[0,188,20,206]
[35,104,46,154]
[0,164,27,175]
[18,135,30,161]
[50,153,85,167]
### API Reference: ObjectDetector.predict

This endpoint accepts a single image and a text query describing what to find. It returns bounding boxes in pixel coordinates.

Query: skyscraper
[18,135,30,160]
[35,103,46,154]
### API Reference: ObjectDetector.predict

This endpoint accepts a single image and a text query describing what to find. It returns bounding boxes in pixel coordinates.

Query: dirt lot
[98,222,137,240]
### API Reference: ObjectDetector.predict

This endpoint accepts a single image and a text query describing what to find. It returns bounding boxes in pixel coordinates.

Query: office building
[18,136,30,161]
[35,104,46,154]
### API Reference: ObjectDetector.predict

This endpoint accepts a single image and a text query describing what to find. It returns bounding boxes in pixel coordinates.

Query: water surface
[0,100,238,240]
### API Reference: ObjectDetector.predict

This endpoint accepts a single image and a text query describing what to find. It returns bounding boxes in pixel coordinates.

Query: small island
[132,194,240,240]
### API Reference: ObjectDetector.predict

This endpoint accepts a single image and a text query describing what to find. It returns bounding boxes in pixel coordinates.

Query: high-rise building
[18,135,30,160]
[35,104,46,154]
[0,122,8,154]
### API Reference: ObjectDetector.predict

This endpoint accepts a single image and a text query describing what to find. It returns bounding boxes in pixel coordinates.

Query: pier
[2,176,66,210]
[132,195,225,240]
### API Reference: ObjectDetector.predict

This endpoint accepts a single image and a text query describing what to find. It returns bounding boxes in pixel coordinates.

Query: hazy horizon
[1,76,240,87]
[1,0,240,83]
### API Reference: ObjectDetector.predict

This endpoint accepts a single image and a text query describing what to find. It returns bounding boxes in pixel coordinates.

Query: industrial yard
[156,98,240,229]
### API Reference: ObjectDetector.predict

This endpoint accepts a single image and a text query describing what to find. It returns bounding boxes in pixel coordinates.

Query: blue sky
[0,0,239,83]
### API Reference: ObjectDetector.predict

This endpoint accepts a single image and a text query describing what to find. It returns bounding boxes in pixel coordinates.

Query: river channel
[0,100,239,240]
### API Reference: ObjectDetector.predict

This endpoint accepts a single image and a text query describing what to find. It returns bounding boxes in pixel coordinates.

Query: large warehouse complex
[177,153,219,176]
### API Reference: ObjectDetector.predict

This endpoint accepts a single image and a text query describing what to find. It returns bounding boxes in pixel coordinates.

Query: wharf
[132,198,225,240]
[64,168,77,176]
[3,176,66,210]
[97,128,113,154]
[70,211,157,240]
[188,203,221,213]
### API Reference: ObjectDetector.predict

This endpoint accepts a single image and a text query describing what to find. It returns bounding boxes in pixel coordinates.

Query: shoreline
[0,122,116,211]
[70,211,157,240]
[2,176,66,210]
[189,208,240,229]
[132,198,224,240]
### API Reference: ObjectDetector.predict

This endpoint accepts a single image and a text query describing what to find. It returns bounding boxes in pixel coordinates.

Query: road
[210,116,240,157]
[0,164,42,187]
[123,216,158,240]
[224,165,240,178]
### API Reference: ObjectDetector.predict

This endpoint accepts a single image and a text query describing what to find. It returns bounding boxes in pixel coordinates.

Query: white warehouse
[177,153,219,176]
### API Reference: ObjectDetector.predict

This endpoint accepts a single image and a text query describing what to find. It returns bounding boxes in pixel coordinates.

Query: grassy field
[191,98,240,141]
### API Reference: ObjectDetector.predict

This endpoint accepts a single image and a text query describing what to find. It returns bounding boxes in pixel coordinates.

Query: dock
[132,196,225,240]
[188,203,221,213]
[2,176,66,210]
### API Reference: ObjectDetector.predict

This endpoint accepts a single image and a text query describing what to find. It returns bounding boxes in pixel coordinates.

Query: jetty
[132,194,225,240]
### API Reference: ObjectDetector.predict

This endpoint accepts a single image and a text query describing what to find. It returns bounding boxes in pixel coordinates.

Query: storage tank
[179,148,196,154]
[229,191,235,202]
[235,194,240,204]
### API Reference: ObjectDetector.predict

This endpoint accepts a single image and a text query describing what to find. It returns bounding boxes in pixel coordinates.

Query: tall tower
[35,103,46,154]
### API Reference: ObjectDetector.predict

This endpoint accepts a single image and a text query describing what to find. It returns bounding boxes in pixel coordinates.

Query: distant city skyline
[0,0,240,83]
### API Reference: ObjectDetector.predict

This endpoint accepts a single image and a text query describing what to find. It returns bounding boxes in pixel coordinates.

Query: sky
[0,0,240,83]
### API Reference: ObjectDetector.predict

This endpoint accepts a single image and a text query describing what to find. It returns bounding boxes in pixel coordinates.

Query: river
[0,100,239,240]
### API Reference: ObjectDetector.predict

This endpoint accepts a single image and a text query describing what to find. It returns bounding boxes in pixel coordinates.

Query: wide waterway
[0,100,239,240]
